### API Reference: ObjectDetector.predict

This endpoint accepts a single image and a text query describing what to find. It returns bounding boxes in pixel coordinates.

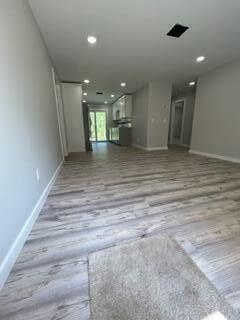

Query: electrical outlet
[36,168,40,181]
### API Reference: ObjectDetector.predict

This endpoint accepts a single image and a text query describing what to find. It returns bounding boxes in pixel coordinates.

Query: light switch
[36,168,40,181]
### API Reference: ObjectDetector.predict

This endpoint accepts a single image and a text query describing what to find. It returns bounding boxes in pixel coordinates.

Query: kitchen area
[86,94,133,149]
[109,94,132,146]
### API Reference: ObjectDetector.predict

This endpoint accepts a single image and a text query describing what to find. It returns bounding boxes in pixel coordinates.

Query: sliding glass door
[89,111,107,142]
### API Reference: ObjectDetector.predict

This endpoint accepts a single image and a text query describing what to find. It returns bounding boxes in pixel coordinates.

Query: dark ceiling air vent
[97,91,103,95]
[167,24,189,38]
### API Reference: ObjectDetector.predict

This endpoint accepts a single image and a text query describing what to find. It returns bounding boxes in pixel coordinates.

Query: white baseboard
[131,144,147,150]
[189,149,240,164]
[146,147,168,151]
[132,144,168,151]
[0,160,64,290]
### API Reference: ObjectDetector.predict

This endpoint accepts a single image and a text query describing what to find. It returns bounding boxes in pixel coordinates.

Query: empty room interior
[2,1,240,319]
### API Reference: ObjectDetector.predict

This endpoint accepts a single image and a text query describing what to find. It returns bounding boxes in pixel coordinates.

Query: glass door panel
[89,111,107,142]
[95,111,107,141]
[90,111,96,142]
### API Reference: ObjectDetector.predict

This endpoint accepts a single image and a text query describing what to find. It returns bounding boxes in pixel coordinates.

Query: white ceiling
[29,0,240,104]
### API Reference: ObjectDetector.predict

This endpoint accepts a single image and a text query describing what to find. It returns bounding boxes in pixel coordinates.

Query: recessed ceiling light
[121,82,126,87]
[104,101,108,104]
[83,92,87,96]
[84,79,90,84]
[83,100,86,103]
[196,56,205,63]
[111,94,115,98]
[87,36,97,44]
[189,81,195,86]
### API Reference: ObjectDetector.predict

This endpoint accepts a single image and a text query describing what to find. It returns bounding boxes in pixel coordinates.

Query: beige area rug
[89,235,239,320]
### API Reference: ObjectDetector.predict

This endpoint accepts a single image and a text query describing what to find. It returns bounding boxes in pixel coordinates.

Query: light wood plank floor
[1,142,240,319]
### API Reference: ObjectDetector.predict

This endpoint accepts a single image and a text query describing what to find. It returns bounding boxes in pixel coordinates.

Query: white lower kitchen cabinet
[109,127,132,146]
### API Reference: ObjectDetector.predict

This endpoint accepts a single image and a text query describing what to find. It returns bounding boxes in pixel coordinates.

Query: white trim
[146,147,168,151]
[56,85,68,156]
[131,144,147,150]
[52,68,68,157]
[189,149,240,164]
[0,160,64,290]
[52,68,64,158]
[60,82,82,87]
[132,144,168,151]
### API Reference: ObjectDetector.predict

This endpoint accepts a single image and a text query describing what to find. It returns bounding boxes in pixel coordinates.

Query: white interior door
[170,99,185,145]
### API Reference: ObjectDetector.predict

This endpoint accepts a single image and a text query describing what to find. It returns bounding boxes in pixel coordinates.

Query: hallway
[1,144,240,319]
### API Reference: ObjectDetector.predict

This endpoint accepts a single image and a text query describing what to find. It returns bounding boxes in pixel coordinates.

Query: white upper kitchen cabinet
[112,103,117,120]
[112,95,132,120]
[112,101,120,120]
[118,96,125,119]
[124,95,132,118]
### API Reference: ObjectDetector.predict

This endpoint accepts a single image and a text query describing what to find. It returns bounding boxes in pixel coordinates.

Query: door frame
[51,68,68,157]
[89,110,108,142]
[170,98,186,145]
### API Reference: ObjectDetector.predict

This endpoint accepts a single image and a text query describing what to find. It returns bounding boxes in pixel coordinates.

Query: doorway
[170,99,185,145]
[89,111,107,142]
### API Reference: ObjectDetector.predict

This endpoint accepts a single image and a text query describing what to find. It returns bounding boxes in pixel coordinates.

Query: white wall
[191,59,240,160]
[61,83,85,152]
[0,0,62,286]
[132,85,149,148]
[147,81,172,149]
[132,81,172,150]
